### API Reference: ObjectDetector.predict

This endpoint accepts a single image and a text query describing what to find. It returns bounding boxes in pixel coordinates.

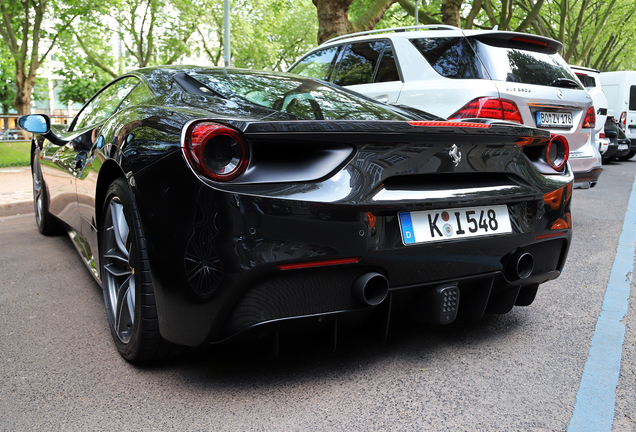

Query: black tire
[31,150,63,235]
[100,178,182,361]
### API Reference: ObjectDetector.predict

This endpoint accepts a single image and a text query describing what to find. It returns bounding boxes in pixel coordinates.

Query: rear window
[630,86,636,111]
[410,36,582,88]
[334,41,387,86]
[186,71,420,121]
[575,73,596,89]
[409,37,488,79]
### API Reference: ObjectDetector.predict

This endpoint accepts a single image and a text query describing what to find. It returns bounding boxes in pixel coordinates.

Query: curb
[0,201,33,217]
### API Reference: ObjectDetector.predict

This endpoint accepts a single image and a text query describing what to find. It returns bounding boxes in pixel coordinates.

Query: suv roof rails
[321,24,462,46]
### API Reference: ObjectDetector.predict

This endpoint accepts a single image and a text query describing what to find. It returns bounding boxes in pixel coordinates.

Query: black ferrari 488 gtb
[19,66,573,361]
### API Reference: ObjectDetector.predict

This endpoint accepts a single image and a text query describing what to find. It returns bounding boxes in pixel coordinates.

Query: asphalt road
[1,162,635,431]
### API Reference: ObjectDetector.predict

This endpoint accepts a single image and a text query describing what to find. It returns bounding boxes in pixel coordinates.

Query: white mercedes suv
[289,25,600,187]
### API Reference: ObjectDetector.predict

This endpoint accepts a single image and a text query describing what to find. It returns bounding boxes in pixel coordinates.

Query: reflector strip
[408,121,490,128]
[535,231,567,240]
[278,257,360,271]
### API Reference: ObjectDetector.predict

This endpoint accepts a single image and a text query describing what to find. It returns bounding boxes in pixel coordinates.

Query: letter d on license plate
[399,205,512,245]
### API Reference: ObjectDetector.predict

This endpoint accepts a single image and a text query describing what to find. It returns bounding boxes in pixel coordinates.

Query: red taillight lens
[582,105,595,128]
[449,97,523,124]
[184,122,248,181]
[546,134,569,171]
[599,133,605,139]
[619,112,627,131]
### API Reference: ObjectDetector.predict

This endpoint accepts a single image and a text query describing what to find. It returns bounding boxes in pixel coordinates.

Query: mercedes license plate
[399,205,512,245]
[536,111,573,128]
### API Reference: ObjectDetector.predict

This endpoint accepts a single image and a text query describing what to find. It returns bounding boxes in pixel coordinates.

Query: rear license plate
[536,111,573,128]
[399,205,512,245]
[619,143,629,151]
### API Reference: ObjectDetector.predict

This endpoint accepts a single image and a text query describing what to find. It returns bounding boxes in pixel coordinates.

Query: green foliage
[54,32,113,103]
[231,0,318,70]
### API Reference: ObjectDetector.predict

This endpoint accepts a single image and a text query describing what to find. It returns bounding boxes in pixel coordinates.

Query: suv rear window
[409,37,487,79]
[630,86,636,111]
[410,36,582,88]
[334,40,400,86]
[575,73,596,89]
[334,41,386,86]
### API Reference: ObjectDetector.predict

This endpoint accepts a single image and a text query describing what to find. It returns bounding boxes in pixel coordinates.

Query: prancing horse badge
[449,144,462,166]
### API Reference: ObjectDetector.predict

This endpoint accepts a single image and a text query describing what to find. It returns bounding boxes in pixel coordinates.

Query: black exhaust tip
[352,272,389,306]
[504,250,534,281]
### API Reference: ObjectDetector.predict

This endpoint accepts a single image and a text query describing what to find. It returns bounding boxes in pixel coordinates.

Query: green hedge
[0,141,30,168]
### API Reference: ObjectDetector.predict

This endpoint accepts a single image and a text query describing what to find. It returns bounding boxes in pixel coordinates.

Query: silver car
[290,25,600,187]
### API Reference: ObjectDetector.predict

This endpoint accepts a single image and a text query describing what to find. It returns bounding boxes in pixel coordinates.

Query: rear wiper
[549,78,580,89]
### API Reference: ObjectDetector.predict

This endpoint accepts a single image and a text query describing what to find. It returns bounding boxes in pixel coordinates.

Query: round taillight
[185,122,248,181]
[546,134,569,171]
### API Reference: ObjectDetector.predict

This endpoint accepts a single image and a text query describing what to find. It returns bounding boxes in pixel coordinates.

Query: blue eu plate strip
[399,212,415,244]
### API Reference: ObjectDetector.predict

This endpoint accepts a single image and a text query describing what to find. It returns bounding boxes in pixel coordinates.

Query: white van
[600,71,636,159]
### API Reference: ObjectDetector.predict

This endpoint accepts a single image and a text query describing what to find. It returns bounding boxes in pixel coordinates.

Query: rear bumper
[216,237,570,343]
[135,150,575,347]
[603,144,619,159]
[570,137,602,187]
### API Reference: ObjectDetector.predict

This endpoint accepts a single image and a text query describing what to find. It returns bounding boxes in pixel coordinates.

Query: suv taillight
[619,112,627,131]
[449,97,523,124]
[582,105,595,128]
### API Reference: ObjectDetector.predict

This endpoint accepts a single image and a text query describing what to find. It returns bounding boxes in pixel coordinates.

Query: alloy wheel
[102,198,135,343]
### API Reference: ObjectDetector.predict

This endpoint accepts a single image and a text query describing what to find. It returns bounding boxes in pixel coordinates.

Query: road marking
[568,176,636,432]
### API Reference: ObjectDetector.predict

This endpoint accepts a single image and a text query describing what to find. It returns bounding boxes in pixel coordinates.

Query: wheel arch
[95,160,127,229]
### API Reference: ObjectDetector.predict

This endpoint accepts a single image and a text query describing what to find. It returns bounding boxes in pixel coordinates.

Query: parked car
[602,116,620,161]
[604,115,631,160]
[19,66,573,362]
[570,65,608,163]
[616,126,632,160]
[600,71,636,160]
[1,129,20,140]
[289,25,600,187]
[597,131,610,156]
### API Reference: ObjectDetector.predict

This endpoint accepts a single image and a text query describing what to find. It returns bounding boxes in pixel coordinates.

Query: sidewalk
[0,166,33,217]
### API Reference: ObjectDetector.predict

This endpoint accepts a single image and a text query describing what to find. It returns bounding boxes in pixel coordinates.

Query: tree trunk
[312,0,398,45]
[14,60,38,116]
[312,0,355,44]
[441,0,463,27]
[0,0,55,115]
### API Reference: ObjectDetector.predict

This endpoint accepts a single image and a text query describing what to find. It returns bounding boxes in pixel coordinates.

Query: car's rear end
[401,30,599,188]
[139,115,573,347]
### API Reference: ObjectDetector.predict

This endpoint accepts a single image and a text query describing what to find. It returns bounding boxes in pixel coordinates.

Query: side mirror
[19,114,50,134]
[18,114,66,146]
